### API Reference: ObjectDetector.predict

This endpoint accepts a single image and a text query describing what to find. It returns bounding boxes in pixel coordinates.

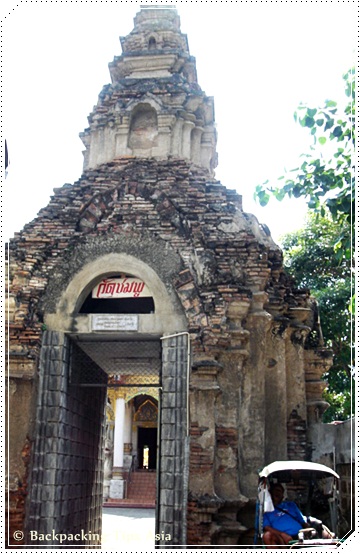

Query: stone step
[127,471,156,501]
[103,499,155,509]
[104,471,157,508]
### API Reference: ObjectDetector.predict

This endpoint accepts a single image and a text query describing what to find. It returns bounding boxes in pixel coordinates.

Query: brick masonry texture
[7,157,310,338]
[6,5,339,545]
[6,157,332,546]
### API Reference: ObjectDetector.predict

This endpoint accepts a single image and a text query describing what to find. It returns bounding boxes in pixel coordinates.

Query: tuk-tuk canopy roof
[259,460,339,480]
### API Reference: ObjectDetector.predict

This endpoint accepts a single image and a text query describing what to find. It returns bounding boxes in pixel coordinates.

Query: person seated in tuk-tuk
[263,483,332,548]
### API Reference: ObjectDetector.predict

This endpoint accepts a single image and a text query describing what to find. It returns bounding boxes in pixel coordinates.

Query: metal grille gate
[67,334,189,547]
[69,339,162,388]
[27,332,106,547]
[28,331,189,548]
[70,334,191,547]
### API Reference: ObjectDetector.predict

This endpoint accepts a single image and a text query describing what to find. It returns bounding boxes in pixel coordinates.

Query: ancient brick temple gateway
[6,7,351,548]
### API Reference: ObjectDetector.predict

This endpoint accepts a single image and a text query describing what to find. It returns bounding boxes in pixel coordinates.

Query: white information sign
[91,314,139,331]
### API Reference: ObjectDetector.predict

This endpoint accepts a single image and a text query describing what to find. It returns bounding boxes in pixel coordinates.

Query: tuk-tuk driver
[263,483,308,547]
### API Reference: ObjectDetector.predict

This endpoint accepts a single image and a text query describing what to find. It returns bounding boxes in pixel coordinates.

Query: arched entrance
[26,253,189,547]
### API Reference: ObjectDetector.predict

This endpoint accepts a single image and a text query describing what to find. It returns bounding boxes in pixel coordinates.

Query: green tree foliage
[254,68,355,421]
[281,213,354,422]
[254,68,355,261]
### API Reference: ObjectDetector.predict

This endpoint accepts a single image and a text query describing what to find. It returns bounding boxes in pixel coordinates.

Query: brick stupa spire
[80,7,218,175]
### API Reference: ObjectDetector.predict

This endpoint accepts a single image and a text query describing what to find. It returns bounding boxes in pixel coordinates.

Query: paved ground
[101,508,156,551]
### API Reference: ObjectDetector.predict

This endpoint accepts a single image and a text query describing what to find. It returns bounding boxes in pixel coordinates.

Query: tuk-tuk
[254,461,342,548]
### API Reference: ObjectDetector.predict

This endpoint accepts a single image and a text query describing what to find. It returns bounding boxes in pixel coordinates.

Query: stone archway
[26,252,189,547]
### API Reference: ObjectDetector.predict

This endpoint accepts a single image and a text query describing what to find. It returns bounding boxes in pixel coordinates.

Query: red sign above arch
[92,277,151,299]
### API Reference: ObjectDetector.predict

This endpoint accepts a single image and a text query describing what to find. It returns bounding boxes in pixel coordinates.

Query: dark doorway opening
[79,295,155,314]
[138,427,157,470]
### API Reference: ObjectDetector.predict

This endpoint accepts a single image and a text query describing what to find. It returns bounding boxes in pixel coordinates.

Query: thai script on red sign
[92,277,151,299]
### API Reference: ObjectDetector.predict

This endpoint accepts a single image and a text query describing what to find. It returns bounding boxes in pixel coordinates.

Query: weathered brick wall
[6,157,329,546]
[6,157,304,344]
[187,499,216,546]
[6,436,31,548]
[5,159,262,310]
[287,409,307,461]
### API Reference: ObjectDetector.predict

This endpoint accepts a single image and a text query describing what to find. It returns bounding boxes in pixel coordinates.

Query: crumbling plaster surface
[40,232,184,313]
[42,238,187,335]
[264,331,288,464]
[6,379,35,547]
[238,309,272,496]
[308,419,355,536]
[6,380,34,488]
[308,419,354,467]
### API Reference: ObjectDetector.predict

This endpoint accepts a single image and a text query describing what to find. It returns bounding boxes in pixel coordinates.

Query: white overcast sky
[1,0,356,243]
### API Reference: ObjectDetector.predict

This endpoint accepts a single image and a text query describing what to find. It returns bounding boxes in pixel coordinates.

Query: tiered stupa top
[80,8,218,175]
